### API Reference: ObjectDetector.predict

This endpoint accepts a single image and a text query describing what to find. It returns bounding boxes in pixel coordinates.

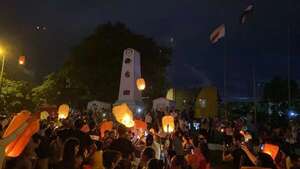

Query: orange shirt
[186,149,208,169]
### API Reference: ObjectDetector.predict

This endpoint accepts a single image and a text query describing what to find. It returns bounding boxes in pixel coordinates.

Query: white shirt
[151,141,161,159]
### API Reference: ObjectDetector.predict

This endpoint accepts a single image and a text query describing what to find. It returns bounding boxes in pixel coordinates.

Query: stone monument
[115,48,144,114]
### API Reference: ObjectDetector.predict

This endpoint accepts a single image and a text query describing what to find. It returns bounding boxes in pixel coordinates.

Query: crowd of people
[1,109,300,169]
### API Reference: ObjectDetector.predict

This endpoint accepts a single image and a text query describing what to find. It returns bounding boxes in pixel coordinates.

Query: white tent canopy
[87,100,111,113]
[152,97,176,112]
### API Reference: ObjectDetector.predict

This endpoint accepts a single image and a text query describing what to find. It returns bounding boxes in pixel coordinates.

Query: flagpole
[252,63,257,124]
[287,0,291,109]
[288,24,291,109]
[224,36,227,119]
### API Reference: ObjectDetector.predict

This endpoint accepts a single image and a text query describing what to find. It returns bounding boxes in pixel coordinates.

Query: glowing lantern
[162,115,175,133]
[100,121,113,138]
[40,111,49,120]
[112,103,135,128]
[134,120,147,129]
[5,117,40,157]
[136,78,146,91]
[18,56,26,65]
[3,111,31,138]
[58,104,70,119]
[262,144,279,160]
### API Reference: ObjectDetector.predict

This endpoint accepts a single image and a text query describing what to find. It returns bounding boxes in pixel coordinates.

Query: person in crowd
[147,159,164,169]
[170,155,190,169]
[13,143,37,169]
[222,133,253,169]
[138,147,155,169]
[48,129,68,169]
[36,129,52,169]
[241,143,278,169]
[88,120,99,136]
[172,131,184,156]
[145,112,153,129]
[73,119,93,154]
[146,134,161,159]
[109,125,135,169]
[55,138,82,169]
[89,141,104,169]
[290,154,300,169]
[186,138,210,169]
[102,150,121,169]
[182,135,193,154]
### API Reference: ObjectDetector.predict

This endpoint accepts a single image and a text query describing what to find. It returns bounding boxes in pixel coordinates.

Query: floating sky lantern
[162,115,175,133]
[112,103,135,128]
[58,104,70,119]
[136,78,146,91]
[18,56,26,65]
[40,111,49,120]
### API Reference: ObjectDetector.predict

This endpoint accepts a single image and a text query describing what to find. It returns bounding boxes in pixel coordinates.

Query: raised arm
[241,144,258,166]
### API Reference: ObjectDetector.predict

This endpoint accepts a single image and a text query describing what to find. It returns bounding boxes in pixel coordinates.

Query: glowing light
[0,47,4,55]
[18,56,26,65]
[112,103,134,128]
[137,108,142,113]
[288,110,298,118]
[136,78,146,91]
[262,144,279,160]
[122,114,135,127]
[58,104,70,119]
[162,115,175,133]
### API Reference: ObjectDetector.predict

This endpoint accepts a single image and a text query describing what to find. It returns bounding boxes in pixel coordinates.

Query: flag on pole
[240,4,254,24]
[210,24,226,44]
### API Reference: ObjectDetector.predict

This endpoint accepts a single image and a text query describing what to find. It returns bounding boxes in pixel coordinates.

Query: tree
[263,76,299,103]
[33,22,171,107]
[0,76,33,114]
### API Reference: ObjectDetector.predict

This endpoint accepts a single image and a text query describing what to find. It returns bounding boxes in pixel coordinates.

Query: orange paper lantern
[3,111,31,138]
[100,121,113,138]
[5,117,40,157]
[134,119,147,129]
[136,78,146,91]
[162,115,175,133]
[58,104,70,119]
[112,103,135,128]
[262,144,279,160]
[18,56,26,65]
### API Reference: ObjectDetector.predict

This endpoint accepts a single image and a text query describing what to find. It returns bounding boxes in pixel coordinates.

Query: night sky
[0,0,300,98]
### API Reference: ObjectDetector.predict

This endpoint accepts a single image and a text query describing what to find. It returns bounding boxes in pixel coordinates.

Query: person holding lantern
[146,134,161,160]
[109,125,135,169]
